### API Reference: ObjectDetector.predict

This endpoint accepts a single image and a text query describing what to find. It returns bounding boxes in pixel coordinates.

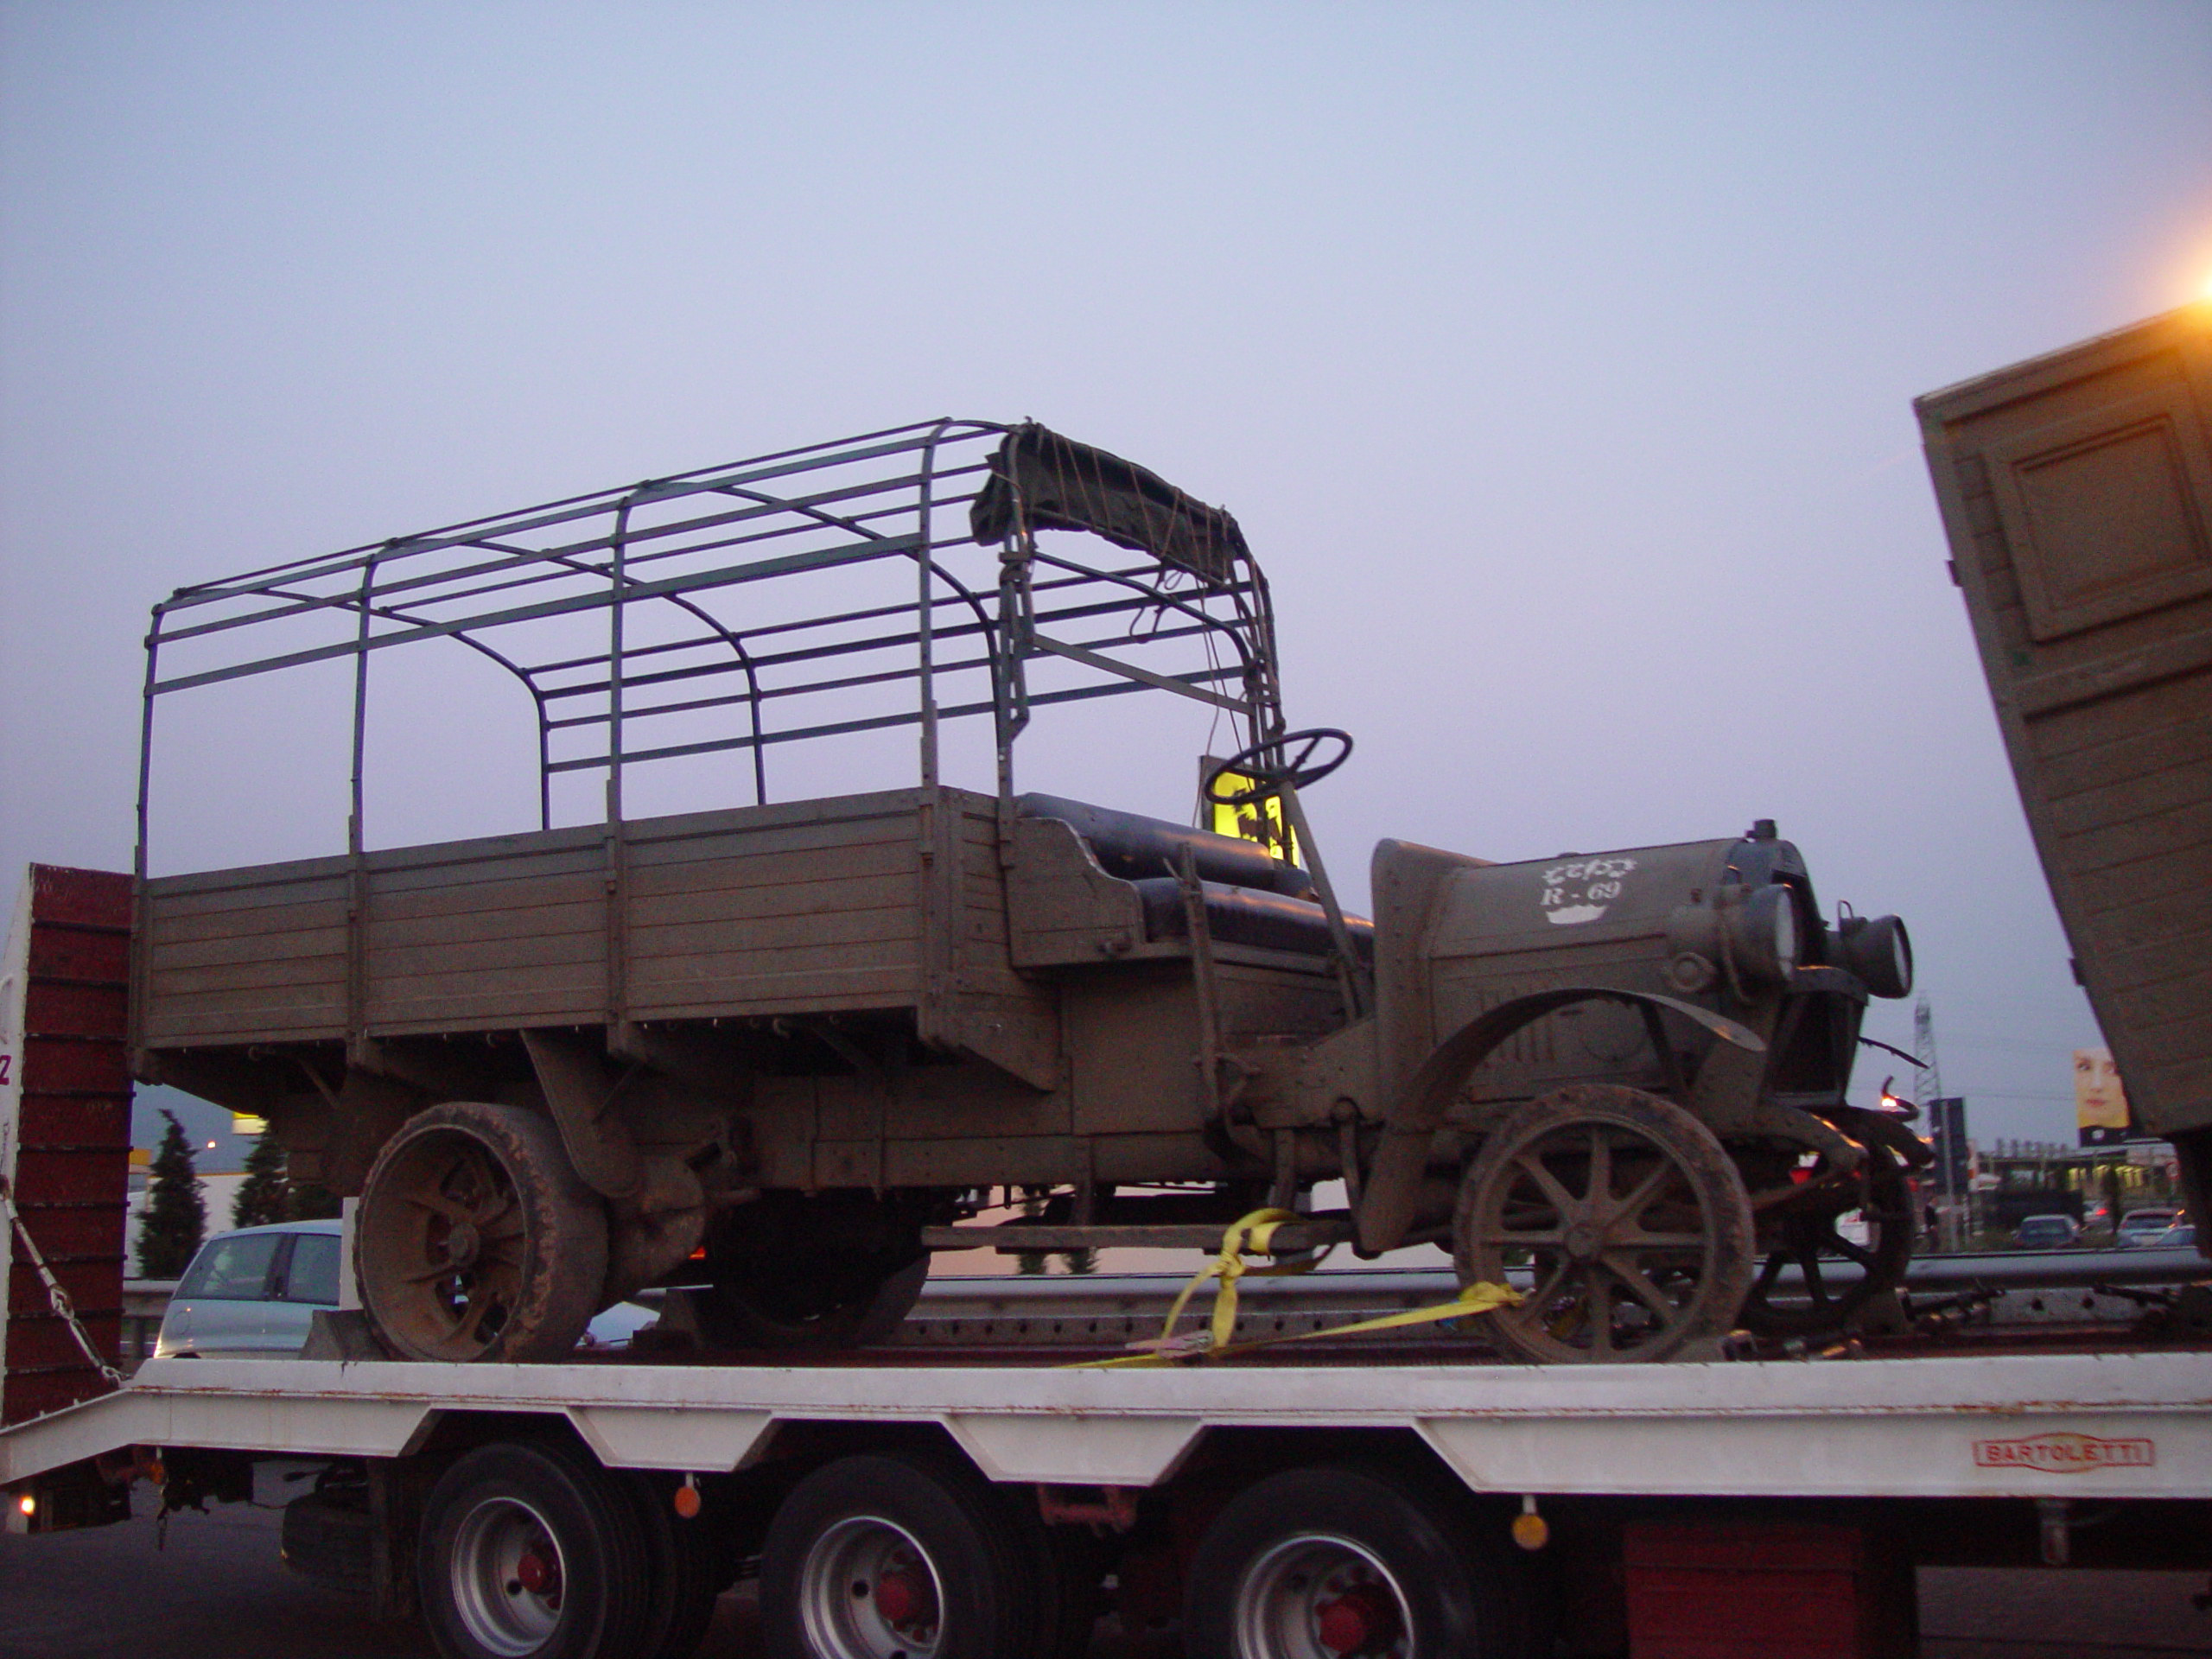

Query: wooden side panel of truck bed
[135,787,1008,1052]
[1918,304,2212,1137]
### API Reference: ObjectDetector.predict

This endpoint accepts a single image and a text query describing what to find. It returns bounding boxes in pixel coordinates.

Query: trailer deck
[6,1344,2207,1503]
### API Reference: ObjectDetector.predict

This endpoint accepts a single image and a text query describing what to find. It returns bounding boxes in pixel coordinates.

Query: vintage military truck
[129,419,1918,1364]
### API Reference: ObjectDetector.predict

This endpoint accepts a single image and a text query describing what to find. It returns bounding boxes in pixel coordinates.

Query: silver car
[155,1219,658,1357]
[2114,1208,2182,1249]
[154,1220,343,1358]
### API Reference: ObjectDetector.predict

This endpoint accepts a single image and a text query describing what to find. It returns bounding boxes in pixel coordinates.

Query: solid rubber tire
[358,1101,607,1363]
[1454,1084,1756,1363]
[701,1253,928,1351]
[417,1440,651,1659]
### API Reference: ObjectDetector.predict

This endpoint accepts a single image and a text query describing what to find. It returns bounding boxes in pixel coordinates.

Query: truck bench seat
[1016,792,1316,899]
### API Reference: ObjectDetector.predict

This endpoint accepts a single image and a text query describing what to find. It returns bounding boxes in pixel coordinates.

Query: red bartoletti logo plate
[1973,1433,2155,1473]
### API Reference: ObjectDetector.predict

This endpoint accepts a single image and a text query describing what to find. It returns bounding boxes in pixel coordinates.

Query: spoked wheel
[418,1441,649,1659]
[1184,1464,1531,1659]
[357,1102,606,1363]
[1454,1084,1756,1363]
[759,1450,1036,1659]
[698,1192,928,1351]
[1740,1136,1915,1339]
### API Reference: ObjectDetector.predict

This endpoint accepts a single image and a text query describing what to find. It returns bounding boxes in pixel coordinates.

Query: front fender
[1355,987,1764,1255]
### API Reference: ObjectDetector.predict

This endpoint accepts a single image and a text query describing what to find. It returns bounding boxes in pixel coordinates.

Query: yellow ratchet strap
[1069,1207,1522,1369]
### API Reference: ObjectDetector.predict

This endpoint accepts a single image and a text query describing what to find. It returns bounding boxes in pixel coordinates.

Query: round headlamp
[1722,884,1799,987]
[1838,913,1913,999]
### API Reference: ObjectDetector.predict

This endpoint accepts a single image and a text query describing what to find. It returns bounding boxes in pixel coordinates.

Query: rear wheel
[1184,1463,1530,1659]
[357,1102,606,1363]
[1454,1085,1756,1363]
[417,1441,649,1659]
[698,1192,927,1351]
[758,1450,1036,1659]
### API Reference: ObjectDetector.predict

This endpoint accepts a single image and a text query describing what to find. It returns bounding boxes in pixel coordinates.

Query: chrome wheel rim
[1233,1532,1413,1658]
[798,1514,945,1658]
[449,1496,567,1657]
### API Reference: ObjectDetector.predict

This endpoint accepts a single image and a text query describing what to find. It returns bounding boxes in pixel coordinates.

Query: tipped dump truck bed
[1918,304,2212,1147]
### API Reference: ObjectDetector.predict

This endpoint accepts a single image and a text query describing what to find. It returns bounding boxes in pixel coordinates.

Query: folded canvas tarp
[971,423,1250,586]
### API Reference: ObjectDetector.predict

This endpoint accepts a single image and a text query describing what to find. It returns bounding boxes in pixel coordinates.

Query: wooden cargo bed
[134,785,1010,1053]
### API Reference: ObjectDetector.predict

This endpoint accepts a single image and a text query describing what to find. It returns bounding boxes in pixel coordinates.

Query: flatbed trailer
[1,1334,2208,1659]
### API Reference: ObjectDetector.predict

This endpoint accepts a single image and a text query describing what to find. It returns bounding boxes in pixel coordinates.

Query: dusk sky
[5,3,2209,1156]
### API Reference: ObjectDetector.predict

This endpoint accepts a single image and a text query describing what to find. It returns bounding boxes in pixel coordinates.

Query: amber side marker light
[16,1494,34,1519]
[1511,1495,1548,1551]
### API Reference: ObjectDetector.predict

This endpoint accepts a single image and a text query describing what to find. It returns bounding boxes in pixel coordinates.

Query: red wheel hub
[515,1550,558,1597]
[1315,1583,1402,1655]
[512,1557,557,1601]
[873,1565,937,1629]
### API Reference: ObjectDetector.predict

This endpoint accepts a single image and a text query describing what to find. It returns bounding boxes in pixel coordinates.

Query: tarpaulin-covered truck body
[1917,303,2212,1235]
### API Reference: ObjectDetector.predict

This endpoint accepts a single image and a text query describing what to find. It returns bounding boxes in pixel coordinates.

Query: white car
[155,1220,343,1358]
[156,1220,658,1357]
[2114,1208,2183,1249]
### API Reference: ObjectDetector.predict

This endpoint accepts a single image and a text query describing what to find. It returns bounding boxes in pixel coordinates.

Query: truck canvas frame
[126,419,1919,1364]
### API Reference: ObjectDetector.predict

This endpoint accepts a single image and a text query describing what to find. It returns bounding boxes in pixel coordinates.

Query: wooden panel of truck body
[1917,305,2212,1137]
[136,787,989,1052]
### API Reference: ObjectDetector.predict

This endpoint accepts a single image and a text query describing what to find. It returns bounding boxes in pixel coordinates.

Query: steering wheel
[1203,728,1354,805]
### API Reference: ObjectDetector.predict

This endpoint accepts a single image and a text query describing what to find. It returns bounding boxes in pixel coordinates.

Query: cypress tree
[232,1129,289,1229]
[288,1181,343,1222]
[137,1109,207,1279]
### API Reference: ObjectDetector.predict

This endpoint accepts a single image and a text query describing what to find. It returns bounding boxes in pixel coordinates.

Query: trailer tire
[1184,1463,1529,1659]
[623,1472,734,1659]
[758,1449,1037,1659]
[357,1101,607,1363]
[417,1440,651,1659]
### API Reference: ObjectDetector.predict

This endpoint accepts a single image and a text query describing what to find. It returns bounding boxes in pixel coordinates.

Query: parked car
[2114,1207,2183,1249]
[2150,1221,2197,1251]
[156,1220,658,1358]
[2009,1214,2082,1250]
[155,1220,342,1358]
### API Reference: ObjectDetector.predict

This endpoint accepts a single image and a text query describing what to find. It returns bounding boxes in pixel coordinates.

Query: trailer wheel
[1185,1464,1528,1659]
[418,1441,650,1659]
[758,1450,1035,1659]
[1454,1084,1755,1363]
[357,1101,607,1363]
[623,1472,734,1659]
[1741,1136,1915,1339]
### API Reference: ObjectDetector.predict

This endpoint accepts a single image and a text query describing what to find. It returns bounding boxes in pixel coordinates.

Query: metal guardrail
[115,1247,2204,1358]
[887,1247,2209,1348]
